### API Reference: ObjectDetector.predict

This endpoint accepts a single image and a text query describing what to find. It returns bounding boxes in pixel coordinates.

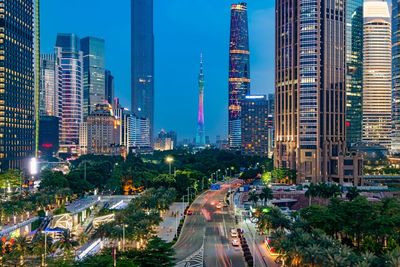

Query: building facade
[393,0,400,154]
[129,115,151,151]
[81,37,105,117]
[275,0,362,184]
[267,93,275,158]
[228,2,250,150]
[131,0,154,145]
[85,104,120,155]
[196,54,206,148]
[0,0,35,170]
[39,116,60,158]
[40,54,62,117]
[345,0,363,147]
[362,0,392,149]
[241,95,269,156]
[105,69,114,105]
[55,34,83,154]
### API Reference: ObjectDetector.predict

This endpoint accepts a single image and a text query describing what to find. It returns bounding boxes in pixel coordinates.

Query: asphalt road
[174,184,247,267]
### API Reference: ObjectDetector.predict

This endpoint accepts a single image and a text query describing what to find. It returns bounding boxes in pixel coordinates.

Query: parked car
[231,238,240,247]
[230,228,238,238]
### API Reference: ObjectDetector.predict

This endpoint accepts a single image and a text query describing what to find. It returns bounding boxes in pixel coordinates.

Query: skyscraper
[393,0,400,154]
[105,69,114,105]
[40,54,62,117]
[196,54,206,147]
[241,95,269,156]
[346,0,363,147]
[56,34,83,154]
[131,0,154,145]
[81,37,106,117]
[275,0,362,184]
[362,0,391,149]
[0,0,35,170]
[228,2,250,150]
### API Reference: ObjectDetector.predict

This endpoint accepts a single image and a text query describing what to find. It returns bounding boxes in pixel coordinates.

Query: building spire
[196,52,206,148]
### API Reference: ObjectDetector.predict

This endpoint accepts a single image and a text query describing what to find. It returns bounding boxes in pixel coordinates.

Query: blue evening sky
[41,0,275,142]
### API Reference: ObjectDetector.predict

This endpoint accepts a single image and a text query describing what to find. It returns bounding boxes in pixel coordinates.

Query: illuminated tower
[196,53,206,147]
[228,2,250,150]
[362,0,391,149]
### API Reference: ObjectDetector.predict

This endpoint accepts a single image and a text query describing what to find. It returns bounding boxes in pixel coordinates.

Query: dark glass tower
[393,0,400,153]
[81,37,105,117]
[105,69,114,105]
[228,2,250,150]
[0,0,35,170]
[131,0,154,146]
[345,0,363,147]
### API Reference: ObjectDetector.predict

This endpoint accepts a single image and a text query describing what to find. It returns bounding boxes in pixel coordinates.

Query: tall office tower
[393,0,400,154]
[113,98,131,153]
[81,37,106,117]
[39,116,60,158]
[105,69,114,105]
[0,0,35,170]
[196,54,206,147]
[362,0,392,149]
[129,115,151,150]
[275,0,362,184]
[228,2,250,150]
[56,34,83,154]
[40,54,62,117]
[345,0,363,147]
[267,93,275,158]
[131,0,154,145]
[34,0,40,158]
[241,95,269,156]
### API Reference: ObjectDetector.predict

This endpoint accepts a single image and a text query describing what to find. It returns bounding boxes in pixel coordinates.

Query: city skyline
[41,0,274,141]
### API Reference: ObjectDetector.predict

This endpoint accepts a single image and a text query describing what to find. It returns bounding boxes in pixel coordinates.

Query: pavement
[174,182,247,267]
[157,202,187,243]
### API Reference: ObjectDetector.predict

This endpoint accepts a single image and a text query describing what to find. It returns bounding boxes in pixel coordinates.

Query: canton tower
[196,53,206,147]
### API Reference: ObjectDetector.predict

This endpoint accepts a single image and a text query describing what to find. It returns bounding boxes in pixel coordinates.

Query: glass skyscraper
[56,34,83,154]
[345,0,363,147]
[131,0,154,147]
[81,37,105,117]
[40,54,62,117]
[105,69,114,105]
[228,2,250,150]
[0,0,35,170]
[362,0,392,150]
[393,0,400,154]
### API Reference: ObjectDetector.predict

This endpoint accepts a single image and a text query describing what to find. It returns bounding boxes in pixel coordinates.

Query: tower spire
[196,52,206,148]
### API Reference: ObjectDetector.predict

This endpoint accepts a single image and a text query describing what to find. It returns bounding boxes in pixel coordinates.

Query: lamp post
[165,156,174,175]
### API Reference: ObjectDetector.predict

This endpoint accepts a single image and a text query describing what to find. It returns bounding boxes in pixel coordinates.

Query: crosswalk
[176,244,204,267]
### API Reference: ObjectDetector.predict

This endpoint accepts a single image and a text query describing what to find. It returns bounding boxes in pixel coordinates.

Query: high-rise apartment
[0,0,36,170]
[346,0,363,147]
[81,37,105,117]
[393,0,400,154]
[228,2,250,150]
[362,0,391,149]
[131,0,154,145]
[56,34,83,154]
[275,0,362,184]
[241,95,269,156]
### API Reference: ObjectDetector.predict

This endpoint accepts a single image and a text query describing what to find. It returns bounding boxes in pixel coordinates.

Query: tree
[305,183,319,206]
[259,187,273,205]
[51,230,78,259]
[346,187,360,201]
[39,170,69,192]
[132,237,175,267]
[248,191,259,207]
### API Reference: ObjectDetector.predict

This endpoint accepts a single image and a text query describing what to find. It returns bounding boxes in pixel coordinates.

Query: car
[230,228,238,238]
[231,238,240,247]
[216,203,223,209]
[223,203,229,208]
[186,210,193,215]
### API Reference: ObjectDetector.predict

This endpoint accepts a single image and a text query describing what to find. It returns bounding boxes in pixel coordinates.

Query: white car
[230,228,238,238]
[231,238,240,246]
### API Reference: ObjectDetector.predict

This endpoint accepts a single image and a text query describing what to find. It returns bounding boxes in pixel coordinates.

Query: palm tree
[346,187,360,201]
[385,247,400,267]
[248,191,259,207]
[305,183,318,206]
[51,230,78,260]
[259,187,273,206]
[13,236,29,266]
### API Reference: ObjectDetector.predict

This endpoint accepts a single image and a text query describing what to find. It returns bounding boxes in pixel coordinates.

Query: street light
[165,156,174,175]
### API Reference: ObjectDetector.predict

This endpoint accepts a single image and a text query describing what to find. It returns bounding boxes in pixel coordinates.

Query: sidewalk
[157,202,187,243]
